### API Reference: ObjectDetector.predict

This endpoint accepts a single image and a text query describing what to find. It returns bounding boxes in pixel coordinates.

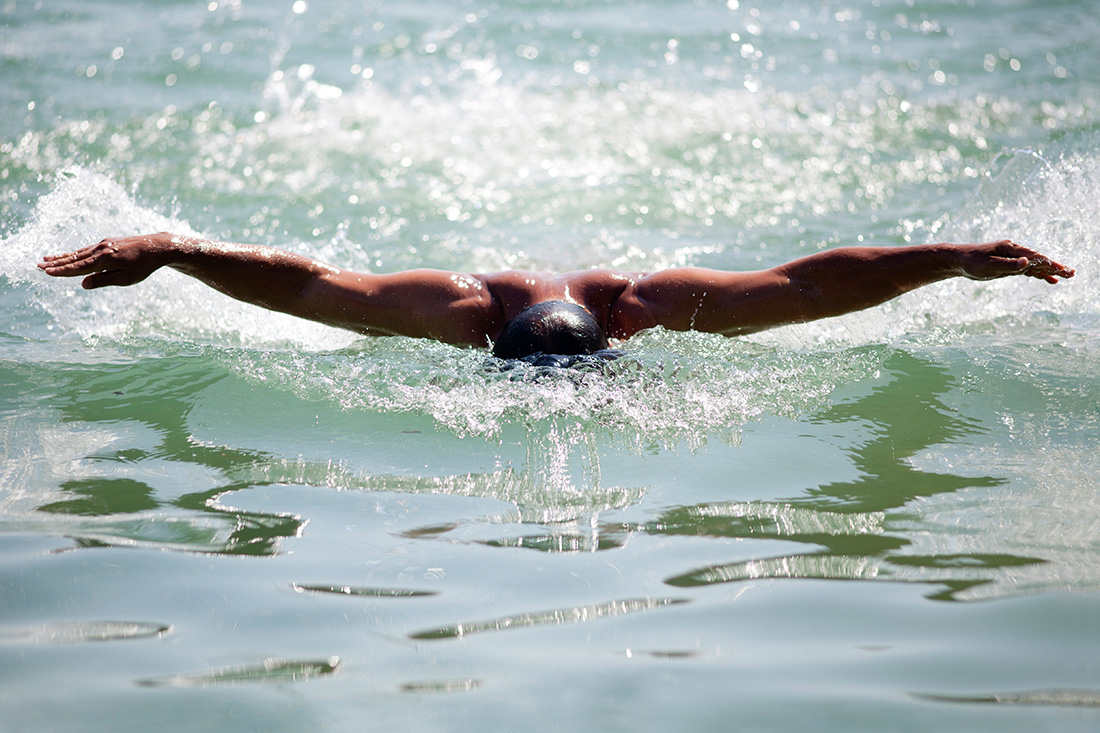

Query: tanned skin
[39,233,1074,347]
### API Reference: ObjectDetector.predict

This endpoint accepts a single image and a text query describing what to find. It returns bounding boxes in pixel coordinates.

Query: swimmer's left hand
[956,240,1075,284]
[1020,253,1076,284]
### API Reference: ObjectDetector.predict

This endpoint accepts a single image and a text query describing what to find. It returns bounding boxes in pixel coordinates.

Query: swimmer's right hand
[38,232,176,289]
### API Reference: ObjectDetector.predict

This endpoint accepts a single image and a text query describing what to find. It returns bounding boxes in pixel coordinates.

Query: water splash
[0,167,357,350]
[6,145,1097,450]
[218,333,888,441]
[760,142,1100,350]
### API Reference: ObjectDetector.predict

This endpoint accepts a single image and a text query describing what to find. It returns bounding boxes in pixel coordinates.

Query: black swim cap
[492,301,609,360]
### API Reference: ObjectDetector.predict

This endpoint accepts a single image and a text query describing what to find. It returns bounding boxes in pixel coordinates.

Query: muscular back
[478,269,648,344]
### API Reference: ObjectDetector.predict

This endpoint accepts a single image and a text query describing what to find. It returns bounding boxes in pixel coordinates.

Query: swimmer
[39,233,1074,359]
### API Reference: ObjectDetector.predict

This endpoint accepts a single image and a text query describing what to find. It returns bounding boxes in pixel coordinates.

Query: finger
[40,257,101,277]
[40,263,84,277]
[1026,257,1075,279]
[39,252,95,272]
[40,248,81,262]
[41,238,124,266]
[40,242,124,275]
[995,255,1030,275]
[41,244,101,263]
[992,242,1058,268]
[1047,261,1075,278]
[38,252,81,268]
[1024,262,1073,282]
[81,270,127,289]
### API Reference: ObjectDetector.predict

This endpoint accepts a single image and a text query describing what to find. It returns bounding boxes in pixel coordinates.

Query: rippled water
[3,1,1100,731]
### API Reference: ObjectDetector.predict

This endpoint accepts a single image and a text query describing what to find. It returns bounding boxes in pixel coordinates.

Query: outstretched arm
[38,232,499,345]
[624,241,1074,337]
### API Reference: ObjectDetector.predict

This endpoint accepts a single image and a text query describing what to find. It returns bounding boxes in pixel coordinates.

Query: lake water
[2,1,1100,730]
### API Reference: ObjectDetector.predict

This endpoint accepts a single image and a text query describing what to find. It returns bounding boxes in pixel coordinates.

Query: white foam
[750,146,1100,350]
[2,167,356,350]
[203,58,1053,271]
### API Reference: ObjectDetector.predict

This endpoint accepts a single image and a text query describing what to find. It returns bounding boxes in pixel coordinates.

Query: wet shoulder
[561,269,650,338]
[478,270,559,322]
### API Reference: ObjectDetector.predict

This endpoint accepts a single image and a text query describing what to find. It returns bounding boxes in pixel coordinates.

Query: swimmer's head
[492,300,609,360]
